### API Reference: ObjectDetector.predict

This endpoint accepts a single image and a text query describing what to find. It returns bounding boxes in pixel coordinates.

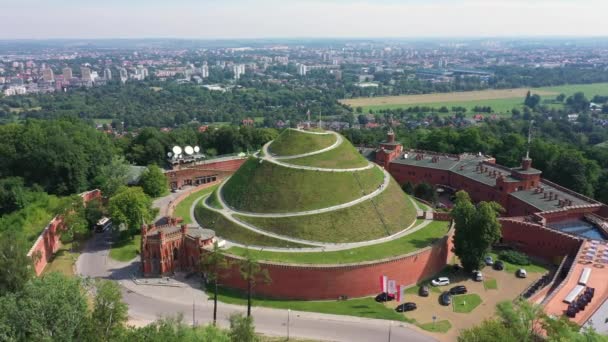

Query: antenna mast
[526,120,534,159]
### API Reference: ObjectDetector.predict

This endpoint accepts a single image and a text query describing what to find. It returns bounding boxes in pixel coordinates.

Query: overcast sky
[1,0,608,39]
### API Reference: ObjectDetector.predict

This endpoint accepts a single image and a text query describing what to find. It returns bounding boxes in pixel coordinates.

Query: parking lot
[386,265,544,341]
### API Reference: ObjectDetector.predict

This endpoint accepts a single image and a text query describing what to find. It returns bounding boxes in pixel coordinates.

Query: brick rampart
[216,228,454,300]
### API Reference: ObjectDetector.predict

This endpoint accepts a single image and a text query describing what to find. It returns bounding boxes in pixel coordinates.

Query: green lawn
[483,278,498,290]
[287,138,369,169]
[418,320,452,333]
[206,191,223,209]
[236,179,417,243]
[488,252,549,273]
[452,294,482,313]
[414,198,431,211]
[226,220,450,264]
[360,82,608,115]
[215,287,406,322]
[268,129,336,156]
[93,118,113,125]
[194,205,311,248]
[173,185,218,224]
[109,235,141,262]
[221,158,384,213]
[43,243,78,277]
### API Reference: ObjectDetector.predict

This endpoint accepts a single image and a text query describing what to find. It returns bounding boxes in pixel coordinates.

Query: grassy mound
[268,129,336,156]
[236,179,417,243]
[226,220,450,264]
[221,158,384,213]
[287,138,369,169]
[194,205,310,248]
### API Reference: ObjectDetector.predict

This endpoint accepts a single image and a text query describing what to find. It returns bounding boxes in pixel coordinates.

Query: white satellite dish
[185,146,194,155]
[194,146,200,153]
[167,152,173,157]
[172,146,182,155]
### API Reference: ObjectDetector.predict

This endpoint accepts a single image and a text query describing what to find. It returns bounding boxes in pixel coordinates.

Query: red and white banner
[397,285,407,302]
[379,275,388,292]
[387,280,397,295]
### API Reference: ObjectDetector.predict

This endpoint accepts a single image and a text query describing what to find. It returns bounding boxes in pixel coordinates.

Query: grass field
[268,129,336,156]
[418,320,452,333]
[221,158,384,213]
[215,287,406,322]
[236,179,417,243]
[452,294,482,313]
[109,235,141,262]
[43,243,78,277]
[226,220,450,264]
[341,83,608,114]
[194,205,311,248]
[206,191,222,209]
[488,252,549,273]
[287,137,369,169]
[484,278,498,290]
[93,118,113,125]
[173,185,218,224]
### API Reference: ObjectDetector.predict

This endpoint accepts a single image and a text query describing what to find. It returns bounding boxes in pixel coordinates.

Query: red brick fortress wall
[218,229,454,300]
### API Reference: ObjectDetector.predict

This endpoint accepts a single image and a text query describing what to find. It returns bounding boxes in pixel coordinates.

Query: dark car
[395,302,417,312]
[440,291,452,306]
[449,285,468,295]
[419,285,430,297]
[494,260,505,271]
[375,292,395,303]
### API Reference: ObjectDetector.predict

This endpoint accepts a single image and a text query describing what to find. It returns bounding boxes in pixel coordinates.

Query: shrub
[499,250,530,266]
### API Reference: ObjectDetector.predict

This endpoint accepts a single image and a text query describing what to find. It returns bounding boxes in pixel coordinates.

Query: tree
[413,182,437,204]
[401,181,414,195]
[94,155,130,197]
[452,191,502,271]
[199,242,229,326]
[238,249,271,317]
[0,230,33,296]
[139,164,168,198]
[229,313,258,342]
[85,198,106,227]
[90,280,128,341]
[4,272,89,341]
[524,93,541,108]
[108,186,154,237]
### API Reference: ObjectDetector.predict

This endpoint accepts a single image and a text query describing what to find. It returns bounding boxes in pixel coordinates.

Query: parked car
[472,270,483,282]
[375,292,395,302]
[517,269,528,278]
[484,256,494,266]
[449,285,468,295]
[431,277,450,286]
[395,302,417,312]
[419,285,429,297]
[440,291,452,306]
[493,260,505,271]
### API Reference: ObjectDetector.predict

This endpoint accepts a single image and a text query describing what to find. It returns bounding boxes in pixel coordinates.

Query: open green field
[215,287,406,322]
[221,158,384,213]
[287,137,369,169]
[109,235,141,262]
[452,294,482,313]
[173,185,218,224]
[236,179,417,243]
[341,83,608,115]
[194,205,311,248]
[93,118,113,125]
[268,129,336,156]
[226,220,449,264]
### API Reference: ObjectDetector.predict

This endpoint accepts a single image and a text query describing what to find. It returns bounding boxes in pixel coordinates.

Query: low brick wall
[218,229,454,300]
[166,181,220,218]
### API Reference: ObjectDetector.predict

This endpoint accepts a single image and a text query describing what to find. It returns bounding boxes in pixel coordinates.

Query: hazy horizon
[1,0,608,39]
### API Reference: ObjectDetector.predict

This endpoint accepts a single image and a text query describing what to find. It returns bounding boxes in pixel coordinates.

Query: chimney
[522,157,532,171]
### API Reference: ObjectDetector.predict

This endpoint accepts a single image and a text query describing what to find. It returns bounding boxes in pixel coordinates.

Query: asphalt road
[77,217,437,342]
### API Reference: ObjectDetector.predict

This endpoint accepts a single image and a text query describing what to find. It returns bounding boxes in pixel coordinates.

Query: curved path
[216,166,390,218]
[271,129,342,160]
[196,193,430,252]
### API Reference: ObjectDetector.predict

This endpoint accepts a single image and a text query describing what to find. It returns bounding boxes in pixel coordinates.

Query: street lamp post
[287,309,291,340]
[388,320,392,342]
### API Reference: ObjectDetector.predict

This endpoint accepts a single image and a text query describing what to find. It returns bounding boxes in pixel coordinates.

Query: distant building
[233,64,245,80]
[201,64,209,78]
[80,67,92,82]
[62,67,73,80]
[119,68,128,83]
[103,68,112,80]
[42,68,54,82]
[297,63,307,76]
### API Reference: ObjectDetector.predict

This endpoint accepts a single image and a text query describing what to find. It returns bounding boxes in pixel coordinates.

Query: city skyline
[2,0,608,39]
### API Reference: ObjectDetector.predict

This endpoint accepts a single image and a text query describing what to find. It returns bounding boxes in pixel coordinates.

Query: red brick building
[140,218,216,275]
[165,154,246,190]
